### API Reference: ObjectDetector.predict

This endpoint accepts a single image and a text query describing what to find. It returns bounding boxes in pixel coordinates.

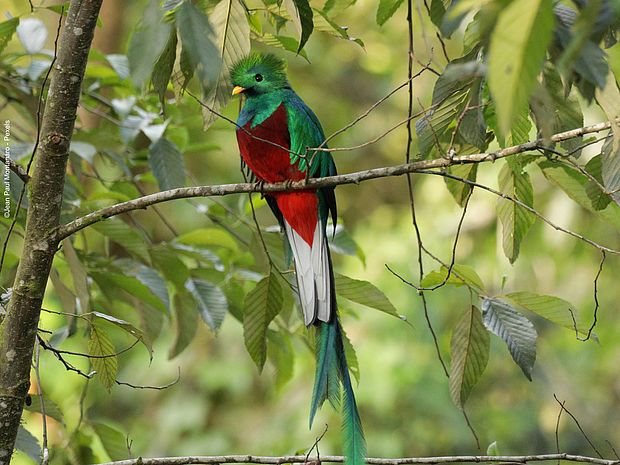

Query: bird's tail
[310,319,366,465]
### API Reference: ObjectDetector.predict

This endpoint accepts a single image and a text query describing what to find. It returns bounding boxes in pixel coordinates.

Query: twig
[38,335,141,358]
[0,156,30,183]
[555,398,565,465]
[115,367,181,390]
[93,453,620,465]
[575,251,605,342]
[34,339,49,465]
[553,394,603,459]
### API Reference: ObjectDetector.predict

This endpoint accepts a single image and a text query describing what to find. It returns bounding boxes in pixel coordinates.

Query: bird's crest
[230,53,288,87]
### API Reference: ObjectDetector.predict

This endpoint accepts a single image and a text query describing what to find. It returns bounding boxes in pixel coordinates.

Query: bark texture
[0,1,102,461]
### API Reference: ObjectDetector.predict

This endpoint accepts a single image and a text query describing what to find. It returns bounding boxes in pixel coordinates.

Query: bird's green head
[230,53,289,97]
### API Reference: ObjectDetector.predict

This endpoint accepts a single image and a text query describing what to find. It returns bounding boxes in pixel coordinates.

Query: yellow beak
[232,85,246,96]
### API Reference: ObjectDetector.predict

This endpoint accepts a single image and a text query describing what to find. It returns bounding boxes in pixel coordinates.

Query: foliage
[1,0,620,463]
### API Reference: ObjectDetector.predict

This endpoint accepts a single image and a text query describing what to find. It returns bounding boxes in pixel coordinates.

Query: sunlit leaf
[93,311,153,359]
[201,0,251,130]
[0,18,19,54]
[488,0,554,136]
[149,138,186,191]
[420,264,485,294]
[89,324,118,392]
[482,297,537,380]
[376,0,404,25]
[244,271,283,371]
[335,274,400,318]
[449,306,489,408]
[92,422,128,461]
[497,163,536,263]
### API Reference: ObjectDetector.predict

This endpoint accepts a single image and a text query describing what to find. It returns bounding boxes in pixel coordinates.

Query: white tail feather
[284,221,332,326]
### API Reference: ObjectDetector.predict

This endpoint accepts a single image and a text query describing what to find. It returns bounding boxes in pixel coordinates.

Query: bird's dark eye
[254,74,263,82]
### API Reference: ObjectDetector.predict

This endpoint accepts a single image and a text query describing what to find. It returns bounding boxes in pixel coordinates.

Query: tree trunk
[0,1,102,462]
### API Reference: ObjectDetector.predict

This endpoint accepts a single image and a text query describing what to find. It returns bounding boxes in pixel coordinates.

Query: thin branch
[0,156,30,183]
[115,367,181,390]
[34,340,49,465]
[574,251,605,342]
[54,122,615,242]
[94,453,620,465]
[553,394,603,459]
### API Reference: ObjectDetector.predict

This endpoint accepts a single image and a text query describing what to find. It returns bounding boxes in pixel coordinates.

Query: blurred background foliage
[1,0,620,464]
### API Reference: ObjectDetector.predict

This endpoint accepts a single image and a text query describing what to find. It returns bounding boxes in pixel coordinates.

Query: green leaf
[149,138,186,190]
[538,159,597,211]
[449,306,490,408]
[487,0,554,136]
[186,278,228,331]
[340,324,360,384]
[24,394,64,423]
[177,227,239,251]
[482,297,537,380]
[420,264,485,293]
[328,225,366,265]
[445,164,477,207]
[501,291,588,335]
[376,0,404,25]
[585,154,612,210]
[89,324,118,392]
[0,18,19,55]
[497,164,536,263]
[429,0,451,27]
[92,422,128,461]
[62,239,90,314]
[169,290,199,359]
[201,0,250,130]
[93,219,150,262]
[595,70,620,205]
[267,329,295,389]
[252,33,309,60]
[335,274,400,318]
[244,272,283,371]
[284,0,314,51]
[150,245,190,288]
[127,0,172,88]
[92,311,153,359]
[151,30,177,107]
[176,0,221,88]
[91,272,168,315]
[15,426,41,463]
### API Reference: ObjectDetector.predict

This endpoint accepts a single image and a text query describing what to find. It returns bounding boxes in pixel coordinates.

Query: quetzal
[230,53,365,465]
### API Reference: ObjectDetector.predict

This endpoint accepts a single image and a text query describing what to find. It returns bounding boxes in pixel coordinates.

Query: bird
[230,53,365,465]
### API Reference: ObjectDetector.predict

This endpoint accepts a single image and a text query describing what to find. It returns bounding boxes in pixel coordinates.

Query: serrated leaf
[149,138,186,191]
[595,70,620,205]
[481,298,537,380]
[340,324,360,383]
[169,290,199,359]
[244,272,283,371]
[284,0,314,51]
[267,329,295,389]
[93,219,150,262]
[312,9,364,47]
[89,325,118,392]
[201,0,250,130]
[445,164,477,207]
[497,164,536,263]
[128,0,172,88]
[335,274,399,318]
[15,426,41,463]
[24,395,64,423]
[501,291,588,335]
[420,264,485,293]
[150,245,191,288]
[252,33,309,60]
[91,272,168,315]
[186,278,228,331]
[93,311,153,359]
[62,239,90,314]
[449,306,490,408]
[376,0,404,25]
[92,422,128,461]
[0,18,19,54]
[151,30,177,107]
[538,159,596,210]
[488,0,554,136]
[176,0,221,88]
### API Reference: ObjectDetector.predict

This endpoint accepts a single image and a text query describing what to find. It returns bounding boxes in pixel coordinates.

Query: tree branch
[55,121,614,242]
[94,453,620,465]
[0,156,29,183]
